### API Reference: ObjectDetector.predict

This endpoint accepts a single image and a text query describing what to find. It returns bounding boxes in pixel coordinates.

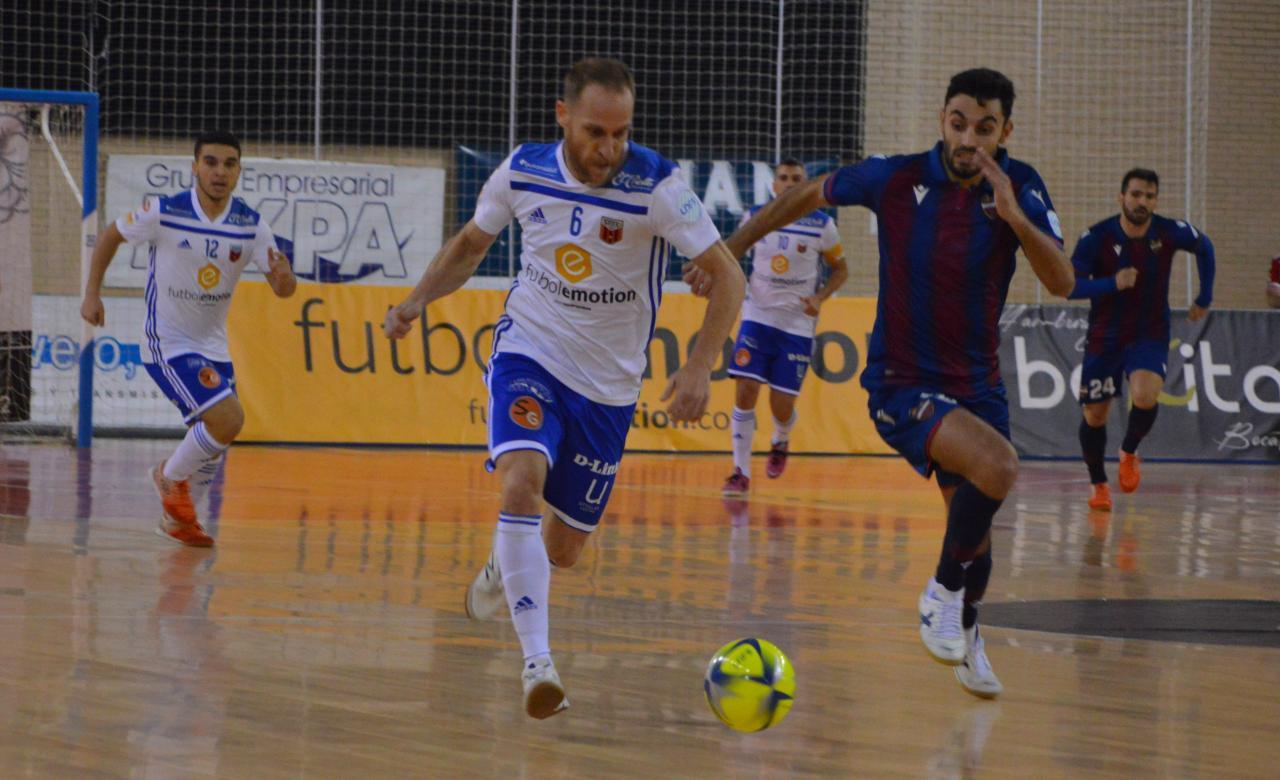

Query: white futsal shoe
[522,656,569,719]
[464,551,507,620]
[918,578,966,665]
[955,625,1003,698]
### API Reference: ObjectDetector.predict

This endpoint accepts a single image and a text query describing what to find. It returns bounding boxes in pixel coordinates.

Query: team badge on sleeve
[599,216,624,245]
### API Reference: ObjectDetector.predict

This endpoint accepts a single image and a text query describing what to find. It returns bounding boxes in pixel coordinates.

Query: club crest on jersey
[1149,239,1163,253]
[981,194,998,219]
[197,263,221,290]
[197,366,221,389]
[229,244,243,262]
[770,254,789,274]
[599,216,624,245]
[909,399,936,421]
[509,396,544,431]
[797,242,807,254]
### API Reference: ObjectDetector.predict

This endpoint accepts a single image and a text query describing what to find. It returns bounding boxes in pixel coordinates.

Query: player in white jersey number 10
[383,58,745,719]
[81,131,297,547]
[688,159,847,497]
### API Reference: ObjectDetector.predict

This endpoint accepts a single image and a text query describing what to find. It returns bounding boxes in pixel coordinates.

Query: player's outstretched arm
[725,177,829,260]
[661,240,746,422]
[382,219,498,339]
[80,222,127,327]
[685,175,830,297]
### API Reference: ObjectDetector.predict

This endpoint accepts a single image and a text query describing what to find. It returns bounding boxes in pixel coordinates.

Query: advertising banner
[999,305,1280,462]
[228,283,889,453]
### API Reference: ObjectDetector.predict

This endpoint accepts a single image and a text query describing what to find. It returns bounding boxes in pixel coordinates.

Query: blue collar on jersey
[925,141,1010,186]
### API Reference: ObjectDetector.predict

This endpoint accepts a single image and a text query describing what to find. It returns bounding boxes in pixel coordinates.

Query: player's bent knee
[544,520,587,568]
[983,446,1019,497]
[546,542,580,569]
[203,400,245,444]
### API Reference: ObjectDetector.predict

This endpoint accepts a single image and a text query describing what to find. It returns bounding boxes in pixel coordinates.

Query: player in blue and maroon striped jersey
[1069,168,1215,510]
[690,68,1075,698]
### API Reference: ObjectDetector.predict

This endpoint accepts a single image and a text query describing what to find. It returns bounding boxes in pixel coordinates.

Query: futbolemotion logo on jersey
[523,247,637,308]
[197,263,221,290]
[555,243,593,283]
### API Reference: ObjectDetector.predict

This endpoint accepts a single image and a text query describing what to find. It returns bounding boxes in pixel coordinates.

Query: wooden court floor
[0,440,1277,778]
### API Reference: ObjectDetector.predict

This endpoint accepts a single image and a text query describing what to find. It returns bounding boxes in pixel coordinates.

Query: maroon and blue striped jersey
[1068,214,1215,352]
[824,142,1063,397]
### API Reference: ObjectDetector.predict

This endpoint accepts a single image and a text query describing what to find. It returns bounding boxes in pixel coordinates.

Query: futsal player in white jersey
[716,159,846,496]
[383,59,745,719]
[81,131,296,547]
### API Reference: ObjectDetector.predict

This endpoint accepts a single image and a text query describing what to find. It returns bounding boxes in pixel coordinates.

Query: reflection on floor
[0,440,1277,777]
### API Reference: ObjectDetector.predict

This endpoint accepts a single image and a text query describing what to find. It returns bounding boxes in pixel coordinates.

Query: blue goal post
[0,88,100,447]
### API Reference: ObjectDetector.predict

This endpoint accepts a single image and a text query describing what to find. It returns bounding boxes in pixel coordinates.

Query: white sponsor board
[104,155,445,288]
[31,295,180,430]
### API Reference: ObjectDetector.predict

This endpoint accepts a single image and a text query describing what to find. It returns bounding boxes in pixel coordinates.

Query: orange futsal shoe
[151,463,214,547]
[1088,483,1113,511]
[1118,452,1141,493]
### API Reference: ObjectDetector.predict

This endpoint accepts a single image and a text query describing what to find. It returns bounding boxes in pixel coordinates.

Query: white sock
[772,410,797,445]
[164,422,228,481]
[731,407,755,477]
[189,453,223,507]
[495,512,551,661]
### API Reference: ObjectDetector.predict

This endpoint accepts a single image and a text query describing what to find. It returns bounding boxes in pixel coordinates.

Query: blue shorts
[486,352,634,532]
[1079,339,1168,404]
[727,320,814,395]
[145,352,236,424]
[868,384,1011,488]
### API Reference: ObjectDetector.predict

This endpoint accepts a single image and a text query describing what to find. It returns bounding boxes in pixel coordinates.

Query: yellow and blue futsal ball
[703,637,795,732]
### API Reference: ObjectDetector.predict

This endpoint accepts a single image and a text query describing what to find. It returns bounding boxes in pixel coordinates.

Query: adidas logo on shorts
[513,595,537,615]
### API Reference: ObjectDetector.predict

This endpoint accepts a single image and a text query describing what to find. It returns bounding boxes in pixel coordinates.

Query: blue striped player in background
[81,131,297,547]
[719,158,847,497]
[383,58,745,719]
[689,69,1074,698]
[1068,168,1215,510]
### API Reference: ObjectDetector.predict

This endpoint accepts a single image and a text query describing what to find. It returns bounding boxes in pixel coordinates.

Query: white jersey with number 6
[474,141,721,405]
